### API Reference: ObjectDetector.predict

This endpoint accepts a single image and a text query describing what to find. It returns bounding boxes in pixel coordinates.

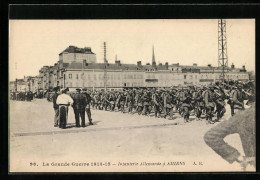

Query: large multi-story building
[10,79,27,92]
[9,45,251,92]
[59,46,96,63]
[61,60,250,91]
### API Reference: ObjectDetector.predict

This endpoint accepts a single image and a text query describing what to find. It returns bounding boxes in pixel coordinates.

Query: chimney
[115,60,121,66]
[137,61,142,68]
[165,62,169,70]
[152,45,156,68]
[242,65,246,71]
[159,63,162,67]
[231,63,235,69]
[177,63,179,66]
[208,64,212,68]
[193,63,197,67]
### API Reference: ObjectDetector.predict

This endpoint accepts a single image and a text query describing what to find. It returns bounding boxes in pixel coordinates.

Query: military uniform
[180,89,192,122]
[163,91,174,119]
[194,89,204,119]
[152,90,162,117]
[71,89,87,127]
[82,88,93,125]
[203,86,215,122]
[136,92,143,115]
[142,91,151,116]
[229,86,244,116]
[214,87,226,121]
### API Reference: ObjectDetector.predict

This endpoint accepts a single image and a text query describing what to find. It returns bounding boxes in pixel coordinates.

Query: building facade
[62,60,250,91]
[9,45,251,92]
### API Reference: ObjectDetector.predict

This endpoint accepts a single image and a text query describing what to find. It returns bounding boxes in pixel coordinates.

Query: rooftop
[66,61,245,72]
[59,45,95,55]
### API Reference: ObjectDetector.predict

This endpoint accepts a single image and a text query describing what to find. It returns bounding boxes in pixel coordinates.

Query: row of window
[65,73,249,81]
[65,81,145,87]
[66,73,144,80]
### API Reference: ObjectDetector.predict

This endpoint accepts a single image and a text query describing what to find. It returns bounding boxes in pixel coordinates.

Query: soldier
[203,85,216,123]
[136,90,143,115]
[244,82,255,106]
[52,87,60,127]
[56,88,74,129]
[82,88,94,125]
[119,91,126,113]
[152,89,162,118]
[114,91,121,111]
[180,88,192,122]
[125,90,134,113]
[163,90,174,120]
[108,91,116,111]
[229,85,245,116]
[94,92,102,110]
[214,86,226,121]
[71,88,87,127]
[132,90,139,114]
[142,90,151,116]
[193,87,204,120]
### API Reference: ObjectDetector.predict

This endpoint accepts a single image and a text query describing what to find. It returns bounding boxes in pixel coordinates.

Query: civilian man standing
[56,88,74,129]
[52,87,60,127]
[72,88,87,127]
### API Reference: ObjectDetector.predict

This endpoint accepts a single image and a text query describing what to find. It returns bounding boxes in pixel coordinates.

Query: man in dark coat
[82,88,93,125]
[72,88,87,127]
[52,87,60,127]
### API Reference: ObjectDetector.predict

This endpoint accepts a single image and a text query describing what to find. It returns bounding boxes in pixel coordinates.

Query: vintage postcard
[9,19,255,172]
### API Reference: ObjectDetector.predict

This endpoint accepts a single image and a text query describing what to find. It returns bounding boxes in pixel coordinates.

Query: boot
[89,120,94,125]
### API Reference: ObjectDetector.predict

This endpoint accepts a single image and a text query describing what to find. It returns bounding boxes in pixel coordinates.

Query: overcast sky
[9,19,255,81]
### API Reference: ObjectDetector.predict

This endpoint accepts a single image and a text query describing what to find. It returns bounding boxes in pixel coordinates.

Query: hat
[61,88,68,93]
[82,87,88,91]
[76,88,81,92]
[53,87,58,92]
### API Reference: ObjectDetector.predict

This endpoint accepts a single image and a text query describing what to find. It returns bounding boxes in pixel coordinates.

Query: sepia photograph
[9,19,255,172]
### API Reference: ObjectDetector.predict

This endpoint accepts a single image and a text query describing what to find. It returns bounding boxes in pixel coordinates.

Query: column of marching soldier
[49,80,255,129]
[10,91,34,101]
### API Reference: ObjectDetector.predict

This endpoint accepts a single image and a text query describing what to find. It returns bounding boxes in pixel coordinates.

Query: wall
[60,53,96,63]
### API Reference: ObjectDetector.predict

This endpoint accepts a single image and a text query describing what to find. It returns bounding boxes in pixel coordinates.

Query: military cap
[160,89,166,92]
[61,88,67,93]
[208,84,214,88]
[53,87,58,92]
[76,88,81,92]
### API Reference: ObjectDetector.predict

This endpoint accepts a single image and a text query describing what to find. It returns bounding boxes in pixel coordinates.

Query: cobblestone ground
[9,99,249,172]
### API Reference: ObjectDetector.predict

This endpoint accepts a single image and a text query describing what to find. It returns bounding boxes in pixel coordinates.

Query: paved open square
[9,99,248,172]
